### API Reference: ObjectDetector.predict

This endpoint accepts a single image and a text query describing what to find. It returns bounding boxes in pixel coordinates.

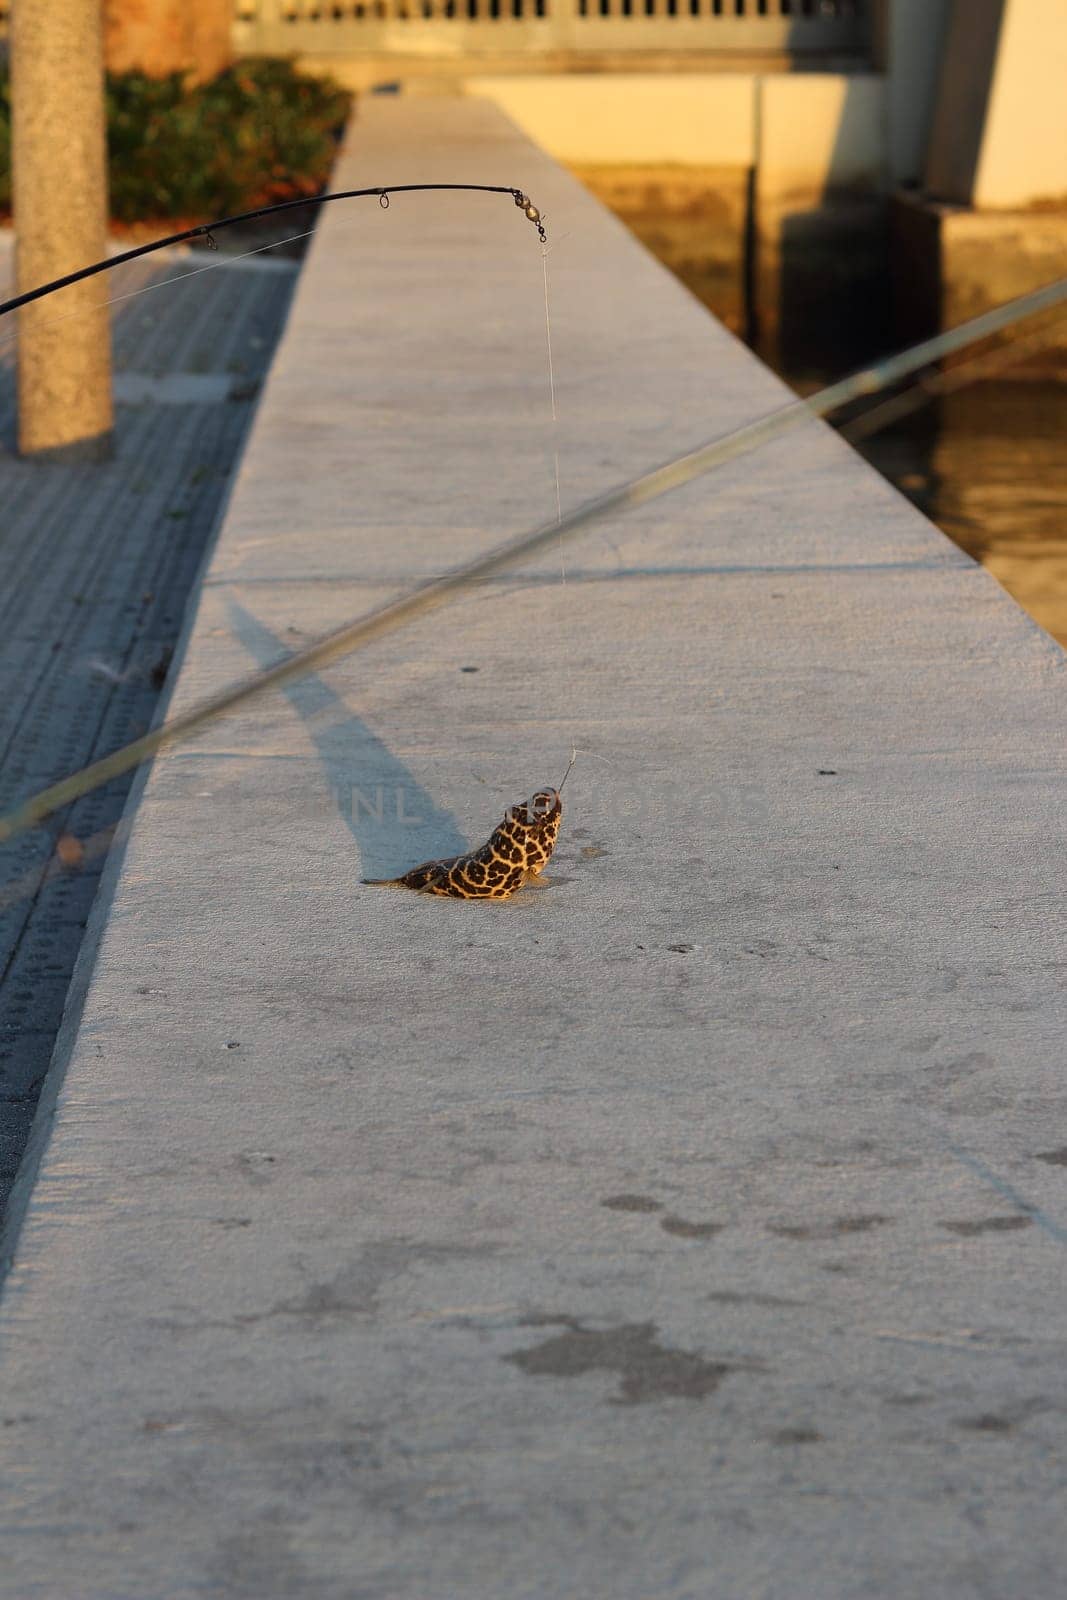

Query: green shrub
[0,57,352,224]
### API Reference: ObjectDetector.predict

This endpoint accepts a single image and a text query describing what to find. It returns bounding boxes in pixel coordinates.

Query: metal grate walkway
[0,239,299,1219]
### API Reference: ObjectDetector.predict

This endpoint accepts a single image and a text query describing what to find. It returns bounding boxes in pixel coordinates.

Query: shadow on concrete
[225,597,468,880]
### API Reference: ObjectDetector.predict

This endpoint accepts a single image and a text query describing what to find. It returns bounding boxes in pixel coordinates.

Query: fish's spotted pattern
[363,788,562,899]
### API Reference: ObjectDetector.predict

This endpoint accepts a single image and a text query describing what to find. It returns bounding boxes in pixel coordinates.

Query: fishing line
[541,240,563,530]
[539,228,599,794]
[0,224,321,356]
[539,226,584,789]
[1,272,1065,850]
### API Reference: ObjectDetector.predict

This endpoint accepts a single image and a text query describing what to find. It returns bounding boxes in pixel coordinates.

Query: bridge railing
[232,0,872,57]
[0,0,872,60]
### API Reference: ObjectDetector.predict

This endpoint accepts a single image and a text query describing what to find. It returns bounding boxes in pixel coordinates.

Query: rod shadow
[225,597,468,881]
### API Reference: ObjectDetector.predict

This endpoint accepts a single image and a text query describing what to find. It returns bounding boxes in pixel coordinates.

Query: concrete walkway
[0,236,300,1221]
[2,101,1067,1599]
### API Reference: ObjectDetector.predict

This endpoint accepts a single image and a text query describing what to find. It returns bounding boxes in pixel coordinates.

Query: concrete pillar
[923,0,1005,205]
[880,0,953,186]
[970,0,1067,208]
[11,0,114,460]
[189,1,236,81]
[104,0,187,76]
[925,0,1067,208]
[752,73,889,371]
[104,0,234,81]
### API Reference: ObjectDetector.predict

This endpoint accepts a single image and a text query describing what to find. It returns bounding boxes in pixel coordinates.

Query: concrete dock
[2,100,1066,1598]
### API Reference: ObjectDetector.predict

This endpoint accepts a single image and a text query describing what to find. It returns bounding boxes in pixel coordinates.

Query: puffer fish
[363,786,564,900]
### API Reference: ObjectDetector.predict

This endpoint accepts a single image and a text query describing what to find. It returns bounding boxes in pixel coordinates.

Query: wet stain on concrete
[769,1214,890,1241]
[601,1194,663,1213]
[506,1316,755,1405]
[956,1413,1017,1434]
[955,1397,1048,1434]
[941,1216,1032,1237]
[707,1290,806,1308]
[235,1151,278,1188]
[917,1051,1008,1117]
[244,1241,493,1325]
[210,1516,336,1598]
[660,1214,724,1240]
[1035,1146,1067,1166]
[903,1033,942,1055]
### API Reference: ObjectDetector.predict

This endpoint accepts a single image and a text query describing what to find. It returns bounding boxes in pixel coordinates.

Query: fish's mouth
[511,789,560,827]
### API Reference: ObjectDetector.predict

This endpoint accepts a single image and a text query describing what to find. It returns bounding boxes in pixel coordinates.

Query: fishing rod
[838,311,1066,443]
[0,183,547,320]
[1,270,1065,849]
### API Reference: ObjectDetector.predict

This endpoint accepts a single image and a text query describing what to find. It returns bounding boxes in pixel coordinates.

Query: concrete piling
[10,0,113,461]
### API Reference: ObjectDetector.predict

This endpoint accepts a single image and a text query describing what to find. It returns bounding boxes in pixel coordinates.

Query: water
[853,383,1067,651]
[592,179,1067,656]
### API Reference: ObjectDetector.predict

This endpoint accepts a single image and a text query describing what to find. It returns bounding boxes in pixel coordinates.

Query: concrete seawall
[2,99,1066,1598]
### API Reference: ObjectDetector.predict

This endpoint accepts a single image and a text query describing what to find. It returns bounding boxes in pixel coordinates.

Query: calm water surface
[854,383,1067,650]
[621,197,1067,651]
